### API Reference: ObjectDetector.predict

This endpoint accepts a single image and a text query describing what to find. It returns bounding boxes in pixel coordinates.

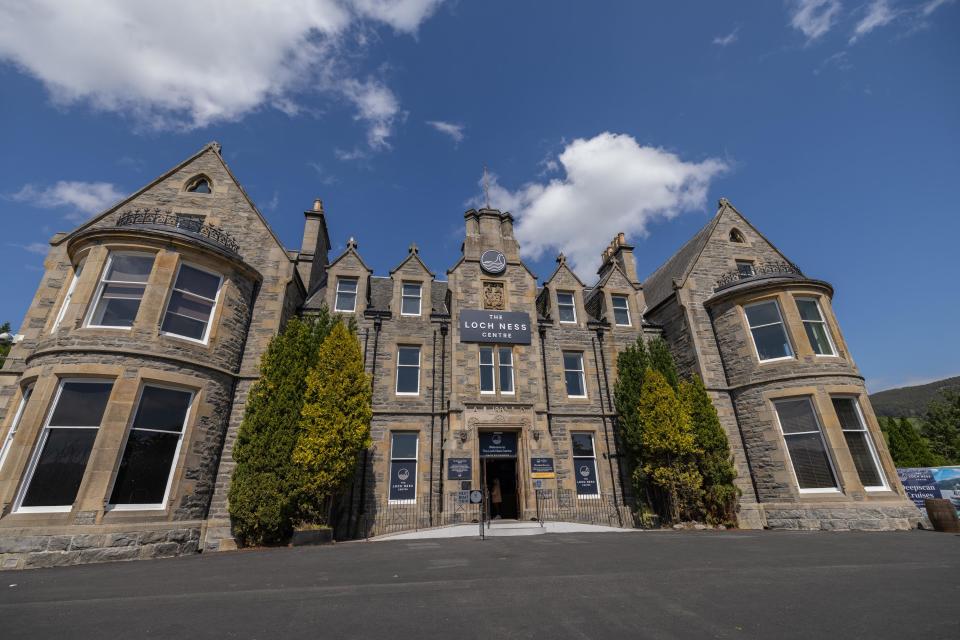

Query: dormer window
[335,277,358,312]
[730,228,746,243]
[611,295,631,326]
[401,282,422,316]
[557,291,577,323]
[186,176,211,194]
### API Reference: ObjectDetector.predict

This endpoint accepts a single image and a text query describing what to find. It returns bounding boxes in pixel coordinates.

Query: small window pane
[612,296,630,325]
[557,292,576,322]
[107,254,153,282]
[737,261,755,277]
[160,313,206,341]
[20,428,98,507]
[785,433,837,489]
[752,324,792,360]
[832,398,861,430]
[176,265,220,300]
[166,290,214,322]
[774,398,819,434]
[563,352,582,371]
[335,278,357,312]
[132,387,192,433]
[49,382,113,427]
[391,432,418,459]
[843,431,883,488]
[571,433,595,456]
[398,347,420,366]
[92,287,145,327]
[110,431,180,505]
[565,371,585,396]
[796,299,821,322]
[396,368,419,393]
[480,364,495,392]
[479,347,494,365]
[498,347,514,393]
[804,322,833,356]
[745,301,781,326]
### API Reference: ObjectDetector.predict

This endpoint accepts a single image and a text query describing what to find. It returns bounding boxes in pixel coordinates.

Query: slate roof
[303,276,449,314]
[641,210,722,311]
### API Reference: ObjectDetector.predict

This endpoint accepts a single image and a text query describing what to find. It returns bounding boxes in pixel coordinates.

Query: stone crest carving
[483,281,505,310]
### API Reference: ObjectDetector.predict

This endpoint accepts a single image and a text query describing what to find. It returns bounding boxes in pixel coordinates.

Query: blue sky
[0,1,957,391]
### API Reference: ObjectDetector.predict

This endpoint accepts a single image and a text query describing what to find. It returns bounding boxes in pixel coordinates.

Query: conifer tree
[229,310,334,546]
[614,335,650,460]
[648,337,679,390]
[680,376,739,525]
[293,321,372,525]
[0,322,11,367]
[882,416,939,468]
[637,369,703,522]
[922,391,960,464]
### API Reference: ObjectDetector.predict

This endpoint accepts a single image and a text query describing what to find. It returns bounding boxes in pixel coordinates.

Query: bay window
[832,397,886,490]
[87,252,154,328]
[745,300,793,361]
[773,397,838,492]
[797,297,836,356]
[161,263,221,343]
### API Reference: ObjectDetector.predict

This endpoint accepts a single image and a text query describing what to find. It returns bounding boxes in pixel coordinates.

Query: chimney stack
[297,198,331,293]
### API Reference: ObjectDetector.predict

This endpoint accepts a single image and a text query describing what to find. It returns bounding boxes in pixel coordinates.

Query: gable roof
[56,142,288,256]
[542,253,585,288]
[389,245,435,277]
[642,198,797,310]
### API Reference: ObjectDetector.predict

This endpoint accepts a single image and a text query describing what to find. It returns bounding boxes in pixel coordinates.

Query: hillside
[870,376,960,418]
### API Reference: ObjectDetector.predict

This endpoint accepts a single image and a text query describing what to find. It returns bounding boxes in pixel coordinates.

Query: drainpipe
[429,329,437,526]
[592,333,623,527]
[538,324,553,435]
[595,328,627,514]
[437,321,449,513]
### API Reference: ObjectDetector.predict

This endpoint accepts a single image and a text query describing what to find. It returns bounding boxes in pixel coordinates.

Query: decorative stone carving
[483,281,505,310]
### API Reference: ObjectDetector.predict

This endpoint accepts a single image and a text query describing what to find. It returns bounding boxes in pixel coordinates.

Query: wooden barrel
[925,498,960,533]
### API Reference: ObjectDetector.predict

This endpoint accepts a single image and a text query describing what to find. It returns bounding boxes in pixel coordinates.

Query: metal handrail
[714,261,803,291]
[116,209,241,254]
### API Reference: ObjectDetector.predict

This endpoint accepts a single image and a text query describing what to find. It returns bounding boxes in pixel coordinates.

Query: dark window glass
[187,178,211,193]
[797,298,835,356]
[110,386,192,505]
[745,301,792,361]
[391,432,418,460]
[49,382,112,427]
[832,398,884,488]
[335,278,358,312]
[401,283,421,315]
[611,295,630,325]
[21,429,97,507]
[176,265,220,300]
[571,433,595,457]
[774,399,837,490]
[557,292,576,322]
[563,352,585,396]
[498,348,514,393]
[736,261,755,277]
[479,347,494,393]
[396,347,420,394]
[90,253,153,327]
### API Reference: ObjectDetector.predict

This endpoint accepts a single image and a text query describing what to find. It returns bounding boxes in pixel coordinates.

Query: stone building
[0,144,918,569]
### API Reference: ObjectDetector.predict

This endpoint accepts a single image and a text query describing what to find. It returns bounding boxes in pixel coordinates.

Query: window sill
[395,392,420,397]
[83,325,134,331]
[13,505,72,514]
[797,488,841,495]
[107,503,167,512]
[757,356,795,364]
[577,494,600,500]
[160,331,211,347]
[388,499,416,505]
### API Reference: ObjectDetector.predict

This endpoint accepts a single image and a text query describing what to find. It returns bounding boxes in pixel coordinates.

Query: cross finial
[347,236,358,250]
[408,242,419,255]
[482,164,491,209]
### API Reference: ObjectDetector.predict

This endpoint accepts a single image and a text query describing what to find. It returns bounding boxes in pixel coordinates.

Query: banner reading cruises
[459,310,531,344]
[897,466,960,514]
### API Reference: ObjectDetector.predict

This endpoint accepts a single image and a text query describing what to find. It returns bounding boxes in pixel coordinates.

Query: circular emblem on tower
[480,249,506,275]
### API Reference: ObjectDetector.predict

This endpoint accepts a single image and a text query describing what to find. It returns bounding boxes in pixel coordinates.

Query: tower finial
[482,164,491,209]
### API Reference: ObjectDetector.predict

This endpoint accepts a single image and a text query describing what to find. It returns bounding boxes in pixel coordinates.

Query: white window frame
[557,291,577,324]
[796,296,837,357]
[388,432,418,504]
[51,258,86,333]
[108,384,194,511]
[160,261,223,345]
[85,251,154,330]
[478,346,514,396]
[0,383,34,473]
[335,277,358,313]
[395,346,421,396]
[572,431,600,499]
[14,378,113,513]
[498,347,515,396]
[611,294,631,326]
[479,346,496,395]
[563,351,587,399]
[832,396,888,492]
[744,299,794,363]
[772,397,840,494]
[400,281,422,317]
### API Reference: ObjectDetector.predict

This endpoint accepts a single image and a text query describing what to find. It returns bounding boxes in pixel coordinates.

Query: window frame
[563,351,588,399]
[85,251,155,330]
[108,383,194,511]
[0,383,35,473]
[610,294,631,326]
[159,261,223,345]
[395,345,421,396]
[832,396,888,492]
[51,258,86,333]
[400,281,422,317]
[735,260,755,278]
[334,277,358,313]
[478,346,514,396]
[772,396,840,494]
[479,346,496,395]
[388,432,419,504]
[744,299,795,363]
[14,378,114,513]
[571,431,601,498]
[556,291,577,324]
[796,296,837,357]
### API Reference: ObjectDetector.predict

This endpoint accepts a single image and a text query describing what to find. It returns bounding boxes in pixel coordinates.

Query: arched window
[186,176,211,194]
[729,228,745,243]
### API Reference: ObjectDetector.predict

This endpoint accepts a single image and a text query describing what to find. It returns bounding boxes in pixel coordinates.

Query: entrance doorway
[484,458,519,520]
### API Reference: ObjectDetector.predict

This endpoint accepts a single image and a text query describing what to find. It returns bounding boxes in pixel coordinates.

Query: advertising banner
[897,466,960,514]
[389,460,417,501]
[459,310,531,345]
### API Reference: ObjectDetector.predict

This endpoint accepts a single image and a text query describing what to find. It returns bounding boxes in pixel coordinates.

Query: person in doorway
[491,477,503,519]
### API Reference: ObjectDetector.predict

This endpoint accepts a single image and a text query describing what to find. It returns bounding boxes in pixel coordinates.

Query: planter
[291,528,333,546]
[924,498,960,533]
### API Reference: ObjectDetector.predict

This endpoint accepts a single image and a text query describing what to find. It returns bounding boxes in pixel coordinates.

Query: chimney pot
[313,198,323,213]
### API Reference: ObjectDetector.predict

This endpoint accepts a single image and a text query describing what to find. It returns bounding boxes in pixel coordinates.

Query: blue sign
[575,459,599,496]
[389,461,417,501]
[531,457,555,478]
[448,457,472,481]
[479,431,518,457]
[897,468,941,510]
[459,310,531,345]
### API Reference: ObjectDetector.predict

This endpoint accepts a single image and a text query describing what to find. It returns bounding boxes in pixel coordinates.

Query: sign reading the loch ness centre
[460,310,531,344]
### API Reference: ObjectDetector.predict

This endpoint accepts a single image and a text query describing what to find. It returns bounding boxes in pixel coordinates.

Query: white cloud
[10,180,125,220]
[921,0,954,15]
[426,120,465,144]
[471,132,728,280]
[0,1,443,144]
[789,0,842,40]
[341,78,403,149]
[850,0,896,42]
[7,242,49,255]
[712,27,740,46]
